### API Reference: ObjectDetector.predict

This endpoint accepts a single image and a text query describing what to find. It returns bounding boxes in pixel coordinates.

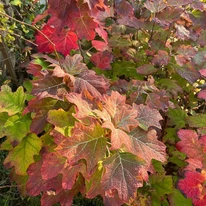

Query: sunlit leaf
[102,152,145,201]
[4,133,42,175]
[0,86,26,116]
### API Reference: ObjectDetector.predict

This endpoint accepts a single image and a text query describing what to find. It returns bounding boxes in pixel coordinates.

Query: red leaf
[26,160,46,196]
[32,10,48,25]
[152,50,170,66]
[48,0,98,40]
[55,123,107,174]
[32,73,68,100]
[113,105,139,132]
[175,24,190,40]
[199,69,206,77]
[198,89,206,100]
[102,152,145,202]
[74,14,98,40]
[176,129,206,169]
[92,40,109,51]
[35,25,78,56]
[91,51,113,70]
[177,45,197,58]
[156,7,183,25]
[54,30,79,56]
[41,152,66,180]
[95,27,108,43]
[146,90,170,111]
[83,0,106,10]
[102,121,133,151]
[134,104,163,131]
[74,70,110,98]
[62,162,86,190]
[178,171,206,206]
[41,175,84,206]
[35,25,55,54]
[118,16,143,29]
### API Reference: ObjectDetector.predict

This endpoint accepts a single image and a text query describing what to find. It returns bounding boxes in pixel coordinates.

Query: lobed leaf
[129,128,167,169]
[134,104,163,131]
[102,152,145,202]
[4,133,42,175]
[55,123,107,174]
[0,86,26,116]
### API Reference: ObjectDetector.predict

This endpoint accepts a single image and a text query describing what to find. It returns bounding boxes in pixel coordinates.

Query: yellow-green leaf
[4,133,42,175]
[0,86,26,116]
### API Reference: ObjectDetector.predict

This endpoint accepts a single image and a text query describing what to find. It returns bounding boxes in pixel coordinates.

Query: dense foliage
[0,0,206,205]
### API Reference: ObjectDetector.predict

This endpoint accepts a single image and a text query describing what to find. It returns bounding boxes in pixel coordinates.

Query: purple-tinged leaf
[102,152,145,202]
[134,104,163,131]
[63,54,87,75]
[144,0,167,13]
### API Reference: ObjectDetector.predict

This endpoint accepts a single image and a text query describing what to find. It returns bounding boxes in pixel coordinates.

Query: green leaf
[0,86,26,116]
[0,112,9,137]
[4,133,42,175]
[150,174,173,205]
[152,159,165,173]
[3,114,31,142]
[163,128,177,143]
[150,174,173,196]
[186,114,206,128]
[168,108,187,129]
[169,150,187,167]
[47,107,76,136]
[11,0,21,6]
[112,61,139,79]
[0,139,13,151]
[169,189,192,206]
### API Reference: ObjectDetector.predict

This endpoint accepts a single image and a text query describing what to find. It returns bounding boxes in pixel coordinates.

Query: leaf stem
[0,28,38,46]
[0,11,63,69]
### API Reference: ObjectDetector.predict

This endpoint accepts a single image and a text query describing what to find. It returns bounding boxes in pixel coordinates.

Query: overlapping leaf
[4,133,42,175]
[91,51,113,70]
[35,25,79,56]
[55,123,107,174]
[65,91,100,119]
[129,128,166,168]
[176,129,206,169]
[102,152,145,201]
[74,70,110,98]
[3,114,31,142]
[144,0,167,13]
[63,54,87,75]
[41,152,66,180]
[23,97,58,134]
[178,171,206,206]
[0,86,26,116]
[47,107,76,136]
[134,104,163,131]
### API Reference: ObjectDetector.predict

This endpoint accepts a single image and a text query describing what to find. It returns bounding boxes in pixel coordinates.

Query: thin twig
[77,40,86,63]
[148,20,156,42]
[0,28,38,46]
[0,11,63,69]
